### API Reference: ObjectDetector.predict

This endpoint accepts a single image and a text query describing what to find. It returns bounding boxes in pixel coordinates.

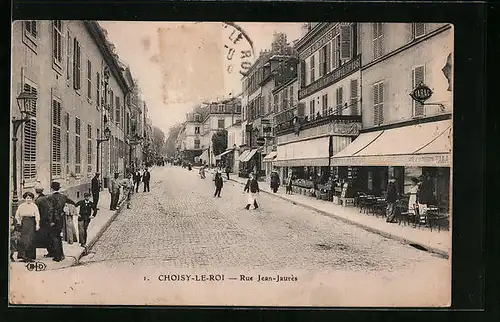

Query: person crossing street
[244,173,260,210]
[214,170,224,197]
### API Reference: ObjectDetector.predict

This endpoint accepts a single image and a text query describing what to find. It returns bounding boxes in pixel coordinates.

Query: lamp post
[12,89,38,216]
[96,125,111,190]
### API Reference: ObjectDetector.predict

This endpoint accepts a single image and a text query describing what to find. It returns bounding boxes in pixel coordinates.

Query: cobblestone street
[81,167,446,271]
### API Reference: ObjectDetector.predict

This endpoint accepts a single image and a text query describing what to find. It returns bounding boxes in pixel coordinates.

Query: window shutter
[413,66,425,116]
[377,23,384,57]
[350,79,358,115]
[300,60,306,87]
[23,84,37,180]
[340,24,352,60]
[325,42,331,73]
[378,83,384,124]
[66,31,72,80]
[52,100,62,177]
[373,84,379,125]
[413,23,425,38]
[372,23,379,59]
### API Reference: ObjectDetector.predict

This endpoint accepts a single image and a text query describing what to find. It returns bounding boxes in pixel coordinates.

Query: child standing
[76,192,94,247]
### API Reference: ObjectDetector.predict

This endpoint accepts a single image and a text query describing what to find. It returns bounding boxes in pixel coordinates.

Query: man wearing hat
[34,184,54,257]
[386,177,400,223]
[109,172,121,210]
[47,181,76,262]
[91,173,100,217]
[75,192,94,247]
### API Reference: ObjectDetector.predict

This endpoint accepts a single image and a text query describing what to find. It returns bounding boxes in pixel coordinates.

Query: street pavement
[9,166,450,306]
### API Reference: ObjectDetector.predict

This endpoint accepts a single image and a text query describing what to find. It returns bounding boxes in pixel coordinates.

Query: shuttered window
[22,83,37,181]
[309,100,315,117]
[319,46,325,77]
[412,23,426,39]
[52,21,62,64]
[87,60,92,99]
[283,88,288,110]
[109,91,114,121]
[412,65,425,117]
[25,21,37,38]
[373,82,384,125]
[300,60,306,88]
[87,124,92,173]
[75,118,81,174]
[336,87,343,115]
[51,100,62,177]
[273,93,279,112]
[322,94,328,116]
[289,85,294,107]
[340,24,353,60]
[372,23,384,59]
[96,72,100,107]
[332,36,340,70]
[116,96,120,126]
[73,38,81,90]
[310,55,315,83]
[350,79,359,115]
[297,103,306,117]
[66,31,71,80]
[65,113,70,174]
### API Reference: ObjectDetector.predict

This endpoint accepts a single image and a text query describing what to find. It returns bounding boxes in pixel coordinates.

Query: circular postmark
[221,22,256,82]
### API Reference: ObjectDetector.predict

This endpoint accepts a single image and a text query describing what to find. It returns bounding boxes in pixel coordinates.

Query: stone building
[11,20,131,199]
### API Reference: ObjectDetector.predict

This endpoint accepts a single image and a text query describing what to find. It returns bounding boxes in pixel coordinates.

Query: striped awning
[262,151,277,163]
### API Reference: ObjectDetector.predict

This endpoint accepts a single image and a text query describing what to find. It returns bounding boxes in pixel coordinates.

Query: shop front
[238,148,259,178]
[215,149,233,168]
[331,118,452,214]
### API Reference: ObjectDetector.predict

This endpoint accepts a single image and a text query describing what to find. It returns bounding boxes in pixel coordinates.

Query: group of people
[104,168,151,211]
[10,181,93,263]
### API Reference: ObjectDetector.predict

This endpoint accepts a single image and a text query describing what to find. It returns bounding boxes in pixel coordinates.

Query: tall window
[194,139,200,149]
[73,38,82,90]
[268,93,272,114]
[289,85,294,107]
[340,24,353,61]
[412,65,425,117]
[66,31,71,80]
[65,113,70,174]
[75,118,81,174]
[23,83,37,181]
[109,90,114,121]
[319,46,325,78]
[322,94,328,116]
[372,23,384,59]
[51,99,62,177]
[320,45,330,76]
[336,87,343,115]
[283,87,289,109]
[87,60,92,99]
[309,100,315,118]
[116,96,120,126]
[350,79,359,115]
[87,124,92,173]
[332,36,340,70]
[412,23,426,39]
[373,82,384,125]
[273,93,279,112]
[52,21,62,65]
[96,72,100,107]
[195,126,200,134]
[218,119,225,129]
[310,55,315,83]
[25,21,37,39]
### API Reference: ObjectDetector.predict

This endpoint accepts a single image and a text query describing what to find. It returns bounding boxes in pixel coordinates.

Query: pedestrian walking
[225,164,231,180]
[120,173,135,209]
[47,181,76,262]
[62,202,78,244]
[286,172,293,194]
[244,173,260,210]
[14,192,40,262]
[75,192,94,247]
[133,169,142,192]
[385,177,400,223]
[199,165,206,179]
[214,171,224,197]
[91,173,100,217]
[270,170,280,193]
[109,172,121,210]
[34,184,54,258]
[143,168,151,192]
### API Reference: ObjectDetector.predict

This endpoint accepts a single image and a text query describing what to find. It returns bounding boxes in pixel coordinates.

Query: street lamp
[12,89,38,216]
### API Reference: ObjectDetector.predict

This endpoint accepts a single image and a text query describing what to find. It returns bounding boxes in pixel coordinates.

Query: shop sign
[410,83,433,103]
[331,153,450,167]
[330,122,361,136]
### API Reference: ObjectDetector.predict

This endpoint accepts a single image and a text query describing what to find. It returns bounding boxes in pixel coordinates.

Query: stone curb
[226,175,449,259]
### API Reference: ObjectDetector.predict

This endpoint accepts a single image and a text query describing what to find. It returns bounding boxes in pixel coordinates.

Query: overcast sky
[98,22,304,135]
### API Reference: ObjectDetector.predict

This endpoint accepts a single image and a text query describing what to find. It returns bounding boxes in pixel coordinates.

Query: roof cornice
[84,21,131,94]
[295,23,336,51]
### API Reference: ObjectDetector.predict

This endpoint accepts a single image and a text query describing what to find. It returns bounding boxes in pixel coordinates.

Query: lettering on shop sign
[331,154,451,167]
[330,122,361,136]
[410,83,433,103]
[222,22,255,77]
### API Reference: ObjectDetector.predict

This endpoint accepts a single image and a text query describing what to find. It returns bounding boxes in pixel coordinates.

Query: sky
[98,22,304,135]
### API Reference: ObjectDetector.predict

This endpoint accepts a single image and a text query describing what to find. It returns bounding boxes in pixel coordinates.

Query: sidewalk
[10,190,126,271]
[209,169,450,258]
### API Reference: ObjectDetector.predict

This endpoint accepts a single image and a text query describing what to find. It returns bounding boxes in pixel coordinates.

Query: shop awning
[215,150,233,160]
[274,136,352,167]
[238,150,251,162]
[262,151,277,163]
[199,149,209,161]
[241,149,258,162]
[331,119,452,167]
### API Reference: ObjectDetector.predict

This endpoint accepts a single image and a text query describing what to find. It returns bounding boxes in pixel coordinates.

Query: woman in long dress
[408,177,420,225]
[15,192,40,262]
[63,203,78,244]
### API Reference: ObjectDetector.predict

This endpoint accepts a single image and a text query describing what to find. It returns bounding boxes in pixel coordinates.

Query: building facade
[11,20,131,199]
[274,22,362,185]
[331,23,453,211]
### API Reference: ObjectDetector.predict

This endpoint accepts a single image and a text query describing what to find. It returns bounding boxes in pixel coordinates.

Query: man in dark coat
[75,192,94,247]
[244,173,261,210]
[143,168,151,192]
[109,172,121,210]
[34,184,54,257]
[225,164,231,180]
[214,171,224,198]
[133,170,142,192]
[91,173,100,217]
[270,171,280,193]
[47,181,76,262]
[386,177,400,223]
